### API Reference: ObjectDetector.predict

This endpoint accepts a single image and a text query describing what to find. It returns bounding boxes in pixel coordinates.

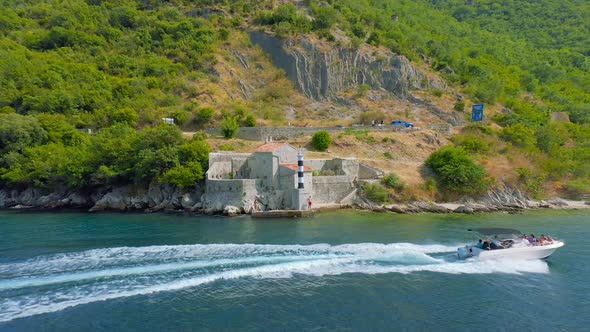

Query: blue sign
[471,104,484,121]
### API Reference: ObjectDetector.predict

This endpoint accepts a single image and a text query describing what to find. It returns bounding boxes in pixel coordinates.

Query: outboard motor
[457,246,473,259]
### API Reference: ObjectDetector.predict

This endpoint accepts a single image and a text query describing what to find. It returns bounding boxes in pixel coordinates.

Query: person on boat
[475,239,483,249]
[527,234,537,246]
[491,236,504,250]
[482,240,491,250]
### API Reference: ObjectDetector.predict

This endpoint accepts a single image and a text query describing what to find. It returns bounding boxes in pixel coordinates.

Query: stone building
[202,142,383,213]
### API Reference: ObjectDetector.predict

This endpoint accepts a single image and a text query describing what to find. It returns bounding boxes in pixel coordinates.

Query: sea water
[0,210,589,331]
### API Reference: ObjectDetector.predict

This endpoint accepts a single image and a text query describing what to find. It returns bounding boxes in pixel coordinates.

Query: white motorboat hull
[458,241,564,260]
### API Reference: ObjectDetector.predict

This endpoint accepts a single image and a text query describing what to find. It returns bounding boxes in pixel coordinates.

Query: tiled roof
[254,142,291,152]
[281,163,312,171]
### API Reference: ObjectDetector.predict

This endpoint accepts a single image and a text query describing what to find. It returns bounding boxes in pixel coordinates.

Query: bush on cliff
[362,182,389,204]
[312,130,332,151]
[425,146,490,195]
[381,173,406,191]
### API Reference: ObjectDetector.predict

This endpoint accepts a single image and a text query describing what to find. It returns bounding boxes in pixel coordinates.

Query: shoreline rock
[1,185,588,216]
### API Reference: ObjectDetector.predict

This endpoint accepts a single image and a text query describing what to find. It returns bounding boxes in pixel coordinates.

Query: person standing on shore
[307,196,312,210]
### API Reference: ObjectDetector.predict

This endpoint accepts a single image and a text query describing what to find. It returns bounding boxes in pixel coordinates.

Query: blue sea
[0,210,589,331]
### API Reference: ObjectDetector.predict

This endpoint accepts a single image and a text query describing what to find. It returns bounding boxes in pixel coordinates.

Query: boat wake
[0,243,549,322]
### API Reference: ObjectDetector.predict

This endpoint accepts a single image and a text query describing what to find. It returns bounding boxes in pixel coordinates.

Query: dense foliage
[361,182,389,204]
[425,146,490,195]
[311,130,332,151]
[0,114,210,190]
[0,0,588,197]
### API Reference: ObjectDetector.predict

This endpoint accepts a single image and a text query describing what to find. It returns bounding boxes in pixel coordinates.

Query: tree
[36,113,88,146]
[425,146,490,195]
[159,161,204,188]
[194,107,215,128]
[312,130,332,151]
[221,116,239,138]
[0,114,48,155]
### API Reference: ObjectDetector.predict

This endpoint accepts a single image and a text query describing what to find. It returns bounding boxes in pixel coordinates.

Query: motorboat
[457,228,564,260]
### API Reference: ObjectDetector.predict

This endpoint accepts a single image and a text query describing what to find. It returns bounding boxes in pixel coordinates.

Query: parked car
[391,120,414,128]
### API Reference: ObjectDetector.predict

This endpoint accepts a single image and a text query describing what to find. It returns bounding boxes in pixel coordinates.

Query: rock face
[249,31,445,101]
[0,184,204,213]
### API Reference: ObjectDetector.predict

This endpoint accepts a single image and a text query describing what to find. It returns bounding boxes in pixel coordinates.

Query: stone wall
[203,179,257,212]
[358,163,384,179]
[312,175,355,204]
[205,126,397,141]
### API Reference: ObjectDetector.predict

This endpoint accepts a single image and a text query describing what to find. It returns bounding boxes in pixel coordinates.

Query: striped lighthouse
[297,146,304,189]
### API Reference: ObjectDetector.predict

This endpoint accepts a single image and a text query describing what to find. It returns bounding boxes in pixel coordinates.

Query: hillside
[0,0,588,201]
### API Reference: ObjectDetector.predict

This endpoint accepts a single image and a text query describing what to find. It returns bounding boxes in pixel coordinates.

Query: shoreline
[2,198,588,216]
[1,185,588,217]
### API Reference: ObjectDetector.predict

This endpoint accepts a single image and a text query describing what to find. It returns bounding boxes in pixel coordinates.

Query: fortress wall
[205,126,395,141]
[312,175,354,204]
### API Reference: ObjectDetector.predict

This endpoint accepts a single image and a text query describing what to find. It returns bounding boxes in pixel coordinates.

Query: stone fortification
[202,143,384,214]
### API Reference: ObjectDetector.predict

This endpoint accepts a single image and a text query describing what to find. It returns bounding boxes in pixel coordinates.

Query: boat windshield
[469,228,521,238]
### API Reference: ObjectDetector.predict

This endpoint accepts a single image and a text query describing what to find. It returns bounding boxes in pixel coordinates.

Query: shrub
[194,107,215,128]
[383,151,393,159]
[221,116,239,138]
[362,182,389,203]
[243,114,257,127]
[425,146,490,195]
[452,134,489,154]
[219,144,234,151]
[454,101,465,112]
[430,89,444,97]
[312,130,332,151]
[381,173,406,191]
[357,84,370,97]
[422,177,438,196]
[159,161,204,188]
[565,178,590,199]
[319,169,336,176]
[516,167,546,198]
[500,124,536,149]
[111,108,138,127]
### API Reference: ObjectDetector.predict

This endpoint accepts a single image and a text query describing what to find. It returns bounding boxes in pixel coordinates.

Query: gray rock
[547,198,568,207]
[181,194,198,209]
[223,205,241,217]
[0,190,7,208]
[250,31,445,102]
[90,187,129,211]
[454,205,474,214]
[386,204,406,214]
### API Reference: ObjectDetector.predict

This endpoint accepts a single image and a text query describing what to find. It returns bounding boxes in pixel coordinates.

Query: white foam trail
[0,254,343,291]
[0,242,548,323]
[0,243,456,276]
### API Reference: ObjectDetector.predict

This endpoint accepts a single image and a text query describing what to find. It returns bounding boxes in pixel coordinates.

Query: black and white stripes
[297,149,304,189]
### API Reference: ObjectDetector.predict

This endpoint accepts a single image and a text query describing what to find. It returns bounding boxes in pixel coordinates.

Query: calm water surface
[0,210,589,331]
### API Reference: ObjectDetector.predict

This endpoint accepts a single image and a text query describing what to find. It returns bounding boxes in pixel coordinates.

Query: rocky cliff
[249,31,445,101]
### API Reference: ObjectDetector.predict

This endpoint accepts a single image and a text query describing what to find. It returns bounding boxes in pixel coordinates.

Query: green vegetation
[362,182,389,204]
[311,130,332,151]
[381,173,405,191]
[220,116,240,138]
[0,115,210,190]
[0,0,587,199]
[425,146,490,195]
